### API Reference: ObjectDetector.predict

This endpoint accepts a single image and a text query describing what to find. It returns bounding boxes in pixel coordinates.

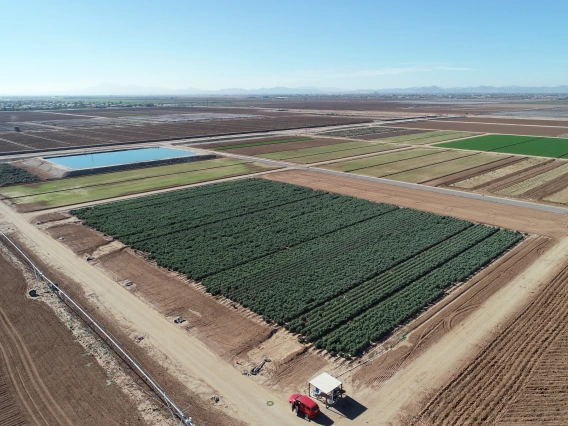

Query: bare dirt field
[398,120,568,137]
[0,244,145,426]
[0,115,370,155]
[417,249,568,425]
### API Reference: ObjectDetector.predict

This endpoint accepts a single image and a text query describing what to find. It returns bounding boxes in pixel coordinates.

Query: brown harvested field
[261,169,568,237]
[221,138,348,156]
[416,253,568,426]
[0,244,145,426]
[197,135,317,150]
[352,235,552,391]
[421,155,524,186]
[0,115,371,155]
[398,120,568,137]
[0,111,88,122]
[446,116,568,127]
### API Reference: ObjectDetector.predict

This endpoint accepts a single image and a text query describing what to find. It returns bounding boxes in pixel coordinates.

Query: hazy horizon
[3,0,568,95]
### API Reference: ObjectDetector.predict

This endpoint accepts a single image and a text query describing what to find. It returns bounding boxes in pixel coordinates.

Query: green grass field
[2,159,278,211]
[387,153,506,183]
[322,148,440,172]
[288,144,398,164]
[437,134,568,158]
[350,150,472,178]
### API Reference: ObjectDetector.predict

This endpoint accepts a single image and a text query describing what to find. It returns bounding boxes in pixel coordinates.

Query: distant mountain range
[11,83,568,96]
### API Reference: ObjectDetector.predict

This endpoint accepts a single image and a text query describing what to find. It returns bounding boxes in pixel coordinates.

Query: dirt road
[0,202,299,426]
[0,246,145,426]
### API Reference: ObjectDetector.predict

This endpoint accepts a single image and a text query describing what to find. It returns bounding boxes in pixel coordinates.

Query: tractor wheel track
[0,304,74,426]
[417,253,568,425]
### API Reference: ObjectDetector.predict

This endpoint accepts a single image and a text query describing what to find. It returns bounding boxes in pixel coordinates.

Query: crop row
[288,224,497,340]
[316,229,522,356]
[203,209,471,322]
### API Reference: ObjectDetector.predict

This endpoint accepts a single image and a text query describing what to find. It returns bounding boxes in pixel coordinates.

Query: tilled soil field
[416,252,568,425]
[0,115,370,155]
[0,244,145,426]
[398,120,568,137]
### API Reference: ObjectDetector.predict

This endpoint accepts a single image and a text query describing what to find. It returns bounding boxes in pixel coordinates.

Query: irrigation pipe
[0,230,195,426]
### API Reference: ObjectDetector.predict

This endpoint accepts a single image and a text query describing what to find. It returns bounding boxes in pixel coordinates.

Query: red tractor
[288,394,320,421]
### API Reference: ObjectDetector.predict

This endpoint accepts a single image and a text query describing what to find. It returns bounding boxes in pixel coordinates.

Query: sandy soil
[0,244,146,426]
[399,120,568,137]
[416,241,568,425]
[262,170,568,237]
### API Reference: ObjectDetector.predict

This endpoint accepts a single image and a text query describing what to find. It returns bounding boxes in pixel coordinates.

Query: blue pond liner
[45,147,197,170]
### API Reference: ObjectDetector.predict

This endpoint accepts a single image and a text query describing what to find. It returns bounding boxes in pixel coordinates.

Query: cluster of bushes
[0,163,39,187]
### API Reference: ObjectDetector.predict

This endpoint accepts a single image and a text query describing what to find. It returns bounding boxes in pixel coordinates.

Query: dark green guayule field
[73,178,522,357]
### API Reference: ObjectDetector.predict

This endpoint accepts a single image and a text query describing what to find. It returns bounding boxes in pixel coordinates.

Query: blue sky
[2,0,568,94]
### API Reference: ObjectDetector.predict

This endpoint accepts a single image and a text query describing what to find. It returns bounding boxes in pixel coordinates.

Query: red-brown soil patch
[422,156,523,187]
[398,120,568,137]
[34,211,71,223]
[417,241,568,425]
[45,223,111,255]
[0,115,371,155]
[261,169,568,237]
[0,246,145,426]
[97,248,273,360]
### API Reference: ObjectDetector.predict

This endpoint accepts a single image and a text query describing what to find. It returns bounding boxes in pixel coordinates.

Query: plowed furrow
[417,261,568,425]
